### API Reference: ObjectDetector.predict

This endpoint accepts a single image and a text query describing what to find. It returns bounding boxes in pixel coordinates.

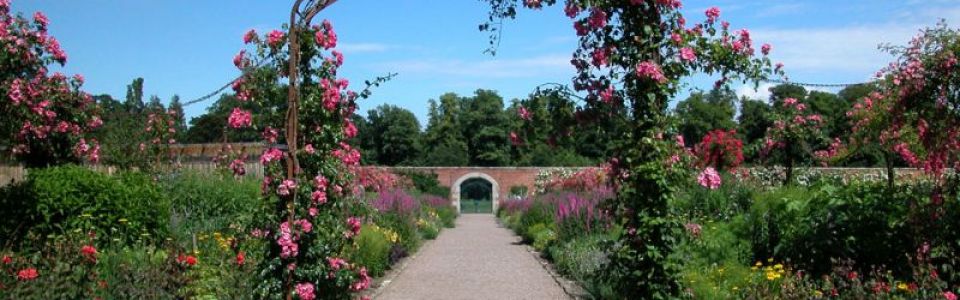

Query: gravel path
[376,214,570,300]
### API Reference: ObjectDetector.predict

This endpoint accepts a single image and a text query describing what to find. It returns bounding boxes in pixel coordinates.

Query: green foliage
[418,220,440,240]
[0,235,100,299]
[96,247,191,299]
[548,235,616,299]
[397,170,450,197]
[673,174,754,221]
[0,165,170,248]
[435,206,457,228]
[354,225,392,277]
[161,171,261,244]
[377,213,422,254]
[737,180,922,276]
[360,104,422,166]
[530,224,556,253]
[738,98,773,161]
[674,87,738,143]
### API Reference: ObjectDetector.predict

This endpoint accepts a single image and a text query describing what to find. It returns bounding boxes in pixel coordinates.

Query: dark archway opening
[460,177,493,213]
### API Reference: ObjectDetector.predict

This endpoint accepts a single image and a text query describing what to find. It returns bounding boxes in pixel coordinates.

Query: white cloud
[735,82,774,101]
[380,54,571,79]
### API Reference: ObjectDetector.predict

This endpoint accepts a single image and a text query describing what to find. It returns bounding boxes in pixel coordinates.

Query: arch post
[451,172,500,214]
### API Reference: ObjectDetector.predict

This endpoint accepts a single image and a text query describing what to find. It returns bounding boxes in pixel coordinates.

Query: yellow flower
[897,282,908,291]
[814,290,823,297]
[755,261,763,267]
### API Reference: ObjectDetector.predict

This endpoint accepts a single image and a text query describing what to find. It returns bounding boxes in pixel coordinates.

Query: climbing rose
[227,108,252,128]
[278,179,298,197]
[697,167,722,189]
[260,148,284,165]
[2,255,11,264]
[314,19,337,49]
[345,217,361,238]
[680,47,696,62]
[17,268,38,281]
[296,282,316,300]
[636,61,667,83]
[705,7,720,23]
[351,267,371,291]
[327,257,348,271]
[761,43,772,55]
[243,29,257,44]
[267,30,285,48]
[945,291,957,300]
[518,106,531,120]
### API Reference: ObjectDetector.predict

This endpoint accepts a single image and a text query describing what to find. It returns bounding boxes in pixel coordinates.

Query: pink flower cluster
[344,216,361,239]
[332,142,361,166]
[227,107,252,128]
[680,47,696,62]
[277,219,312,259]
[260,147,284,165]
[635,61,667,83]
[277,179,298,197]
[518,106,532,120]
[697,167,721,189]
[266,30,285,48]
[295,282,315,300]
[314,19,337,50]
[705,7,720,24]
[351,267,371,291]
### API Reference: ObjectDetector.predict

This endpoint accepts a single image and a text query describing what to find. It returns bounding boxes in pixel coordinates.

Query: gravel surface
[376,214,570,300]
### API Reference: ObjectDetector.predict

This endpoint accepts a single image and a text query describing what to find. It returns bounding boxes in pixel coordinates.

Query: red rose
[236,251,246,266]
[17,268,39,281]
[81,245,97,260]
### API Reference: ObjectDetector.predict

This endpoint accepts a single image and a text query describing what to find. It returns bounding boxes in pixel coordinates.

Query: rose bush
[0,1,101,168]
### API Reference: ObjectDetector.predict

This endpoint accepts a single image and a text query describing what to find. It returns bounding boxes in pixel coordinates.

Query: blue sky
[10,1,960,125]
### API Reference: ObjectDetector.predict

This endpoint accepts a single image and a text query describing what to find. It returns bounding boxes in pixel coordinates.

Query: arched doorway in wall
[451,172,499,214]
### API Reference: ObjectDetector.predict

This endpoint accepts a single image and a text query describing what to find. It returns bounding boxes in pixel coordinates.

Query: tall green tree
[168,95,187,142]
[124,77,145,114]
[461,89,510,166]
[421,93,470,166]
[674,87,737,143]
[738,97,772,162]
[364,104,422,166]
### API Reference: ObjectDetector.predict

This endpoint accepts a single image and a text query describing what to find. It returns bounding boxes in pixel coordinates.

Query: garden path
[375,214,570,300]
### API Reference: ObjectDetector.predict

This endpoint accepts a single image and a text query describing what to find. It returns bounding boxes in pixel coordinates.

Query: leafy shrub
[518,201,554,242]
[739,181,923,276]
[548,235,615,298]
[397,170,449,197]
[377,213,421,254]
[532,226,556,253]
[161,171,260,245]
[0,165,170,248]
[353,225,392,277]
[0,235,100,299]
[434,206,457,228]
[673,174,754,221]
[418,219,440,240]
[96,246,190,299]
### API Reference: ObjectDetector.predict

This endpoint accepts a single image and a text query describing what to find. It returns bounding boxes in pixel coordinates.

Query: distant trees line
[93,79,892,168]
